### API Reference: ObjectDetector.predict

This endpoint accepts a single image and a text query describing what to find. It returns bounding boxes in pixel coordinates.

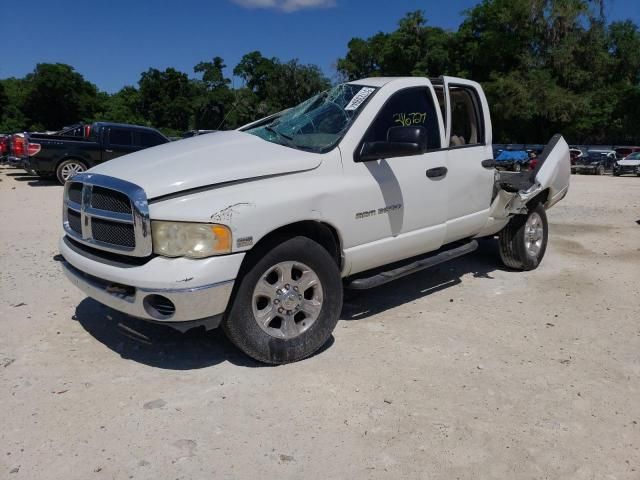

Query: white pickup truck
[59,76,570,364]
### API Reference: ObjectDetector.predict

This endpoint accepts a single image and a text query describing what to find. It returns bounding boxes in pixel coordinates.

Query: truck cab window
[139,132,164,147]
[449,86,482,147]
[109,129,133,146]
[362,87,441,151]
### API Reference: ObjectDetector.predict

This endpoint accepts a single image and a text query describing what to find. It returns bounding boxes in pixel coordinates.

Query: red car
[614,146,640,161]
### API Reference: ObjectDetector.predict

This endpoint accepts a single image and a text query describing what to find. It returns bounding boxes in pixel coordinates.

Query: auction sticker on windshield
[345,87,376,111]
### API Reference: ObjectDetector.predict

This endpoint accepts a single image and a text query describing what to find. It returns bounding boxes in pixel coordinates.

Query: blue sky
[2,0,639,93]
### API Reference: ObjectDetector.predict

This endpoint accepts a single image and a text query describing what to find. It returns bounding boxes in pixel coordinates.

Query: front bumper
[6,155,25,167]
[60,236,245,325]
[573,165,599,174]
[613,164,640,175]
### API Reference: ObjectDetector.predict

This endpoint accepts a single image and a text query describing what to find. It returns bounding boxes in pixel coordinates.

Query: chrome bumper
[62,260,233,326]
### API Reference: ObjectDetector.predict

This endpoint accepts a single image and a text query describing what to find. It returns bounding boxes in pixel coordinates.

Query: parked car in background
[614,146,640,161]
[613,151,640,176]
[573,150,616,175]
[20,122,169,184]
[5,134,28,167]
[495,149,530,172]
[569,147,586,169]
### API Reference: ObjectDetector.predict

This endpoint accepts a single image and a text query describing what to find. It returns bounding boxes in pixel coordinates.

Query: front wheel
[597,165,605,176]
[56,159,86,184]
[223,237,343,364]
[499,203,548,271]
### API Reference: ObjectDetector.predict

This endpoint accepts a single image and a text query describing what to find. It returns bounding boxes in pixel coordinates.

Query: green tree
[0,78,29,132]
[233,51,278,101]
[100,86,146,125]
[0,83,7,120]
[234,51,330,115]
[138,67,194,131]
[22,63,100,130]
[337,12,454,80]
[192,57,233,129]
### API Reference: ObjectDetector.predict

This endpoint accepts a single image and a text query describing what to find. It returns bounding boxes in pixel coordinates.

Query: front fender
[148,152,344,254]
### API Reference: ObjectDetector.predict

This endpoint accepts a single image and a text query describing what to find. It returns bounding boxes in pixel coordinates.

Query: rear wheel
[56,159,86,184]
[223,236,343,364]
[499,203,548,271]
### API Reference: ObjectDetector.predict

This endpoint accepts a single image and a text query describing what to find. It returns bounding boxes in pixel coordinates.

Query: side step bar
[345,240,478,290]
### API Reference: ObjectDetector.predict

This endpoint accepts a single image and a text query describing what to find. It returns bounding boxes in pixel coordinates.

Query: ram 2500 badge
[59,77,570,364]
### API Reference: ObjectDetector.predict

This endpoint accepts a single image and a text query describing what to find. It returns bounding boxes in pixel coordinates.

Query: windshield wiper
[264,125,295,147]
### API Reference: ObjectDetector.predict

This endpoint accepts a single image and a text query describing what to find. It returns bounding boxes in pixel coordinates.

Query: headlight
[151,221,232,258]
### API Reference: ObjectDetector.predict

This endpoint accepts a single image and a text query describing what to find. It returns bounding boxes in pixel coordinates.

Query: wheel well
[56,157,88,171]
[526,188,550,209]
[246,221,342,269]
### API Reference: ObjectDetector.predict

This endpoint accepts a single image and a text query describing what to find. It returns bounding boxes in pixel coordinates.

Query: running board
[345,240,479,290]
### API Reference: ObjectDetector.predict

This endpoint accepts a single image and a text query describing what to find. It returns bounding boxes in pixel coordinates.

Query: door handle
[105,149,113,153]
[426,166,448,179]
[481,159,497,168]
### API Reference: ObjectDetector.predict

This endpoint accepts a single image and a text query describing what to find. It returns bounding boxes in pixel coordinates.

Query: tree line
[1,0,639,144]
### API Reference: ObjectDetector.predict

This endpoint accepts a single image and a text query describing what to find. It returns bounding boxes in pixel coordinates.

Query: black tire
[514,163,522,172]
[223,236,343,364]
[498,203,548,271]
[56,159,87,184]
[597,165,605,176]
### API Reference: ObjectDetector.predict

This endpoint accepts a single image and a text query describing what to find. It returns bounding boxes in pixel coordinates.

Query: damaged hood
[89,131,322,199]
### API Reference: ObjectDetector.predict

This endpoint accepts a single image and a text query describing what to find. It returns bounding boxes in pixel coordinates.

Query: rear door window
[448,86,483,147]
[108,128,133,146]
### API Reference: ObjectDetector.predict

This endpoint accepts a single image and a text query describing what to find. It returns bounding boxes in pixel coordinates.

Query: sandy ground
[0,166,639,480]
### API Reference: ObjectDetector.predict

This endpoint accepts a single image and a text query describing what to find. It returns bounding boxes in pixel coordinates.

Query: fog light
[143,295,176,319]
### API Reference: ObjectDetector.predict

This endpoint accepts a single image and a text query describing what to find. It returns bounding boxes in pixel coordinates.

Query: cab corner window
[449,86,483,147]
[362,87,441,151]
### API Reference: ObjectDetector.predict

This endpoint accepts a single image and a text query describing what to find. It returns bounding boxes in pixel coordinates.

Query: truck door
[339,82,449,274]
[436,77,495,243]
[103,127,137,162]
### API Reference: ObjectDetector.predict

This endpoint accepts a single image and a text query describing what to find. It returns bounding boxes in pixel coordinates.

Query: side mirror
[357,126,428,162]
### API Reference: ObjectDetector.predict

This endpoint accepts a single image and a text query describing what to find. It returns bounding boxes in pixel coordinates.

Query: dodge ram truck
[59,76,570,364]
[22,122,169,184]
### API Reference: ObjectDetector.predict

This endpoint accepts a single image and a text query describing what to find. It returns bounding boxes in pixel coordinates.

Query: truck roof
[91,121,161,132]
[347,76,467,88]
[348,77,399,87]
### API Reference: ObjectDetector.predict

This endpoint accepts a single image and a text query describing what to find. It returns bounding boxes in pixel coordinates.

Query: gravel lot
[1,166,639,479]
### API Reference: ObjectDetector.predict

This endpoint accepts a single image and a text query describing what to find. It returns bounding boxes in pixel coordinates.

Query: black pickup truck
[23,122,169,184]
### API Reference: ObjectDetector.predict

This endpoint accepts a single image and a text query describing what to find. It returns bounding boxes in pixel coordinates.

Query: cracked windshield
[245,83,378,152]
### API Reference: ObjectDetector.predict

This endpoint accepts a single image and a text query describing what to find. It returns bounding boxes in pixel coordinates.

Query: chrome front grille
[91,186,132,213]
[67,208,82,234]
[91,217,136,247]
[62,173,152,257]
